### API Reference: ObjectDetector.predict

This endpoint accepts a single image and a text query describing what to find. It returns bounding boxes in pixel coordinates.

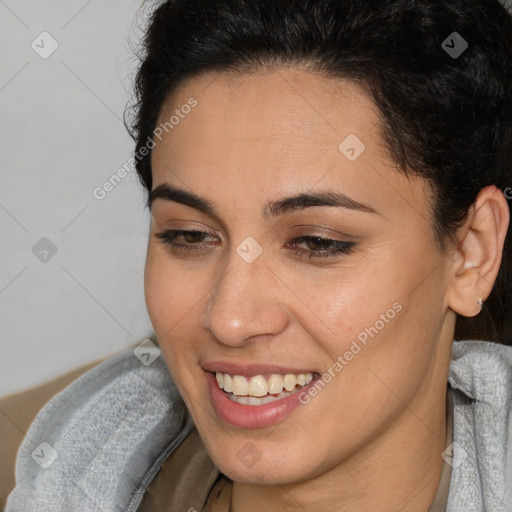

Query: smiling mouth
[214,371,315,406]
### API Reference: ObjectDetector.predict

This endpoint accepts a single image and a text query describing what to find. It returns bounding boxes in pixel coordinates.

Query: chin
[206,440,320,486]
[217,460,306,486]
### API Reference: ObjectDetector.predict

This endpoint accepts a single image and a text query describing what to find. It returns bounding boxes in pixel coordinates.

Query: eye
[154,230,356,260]
[154,229,219,252]
[285,236,356,260]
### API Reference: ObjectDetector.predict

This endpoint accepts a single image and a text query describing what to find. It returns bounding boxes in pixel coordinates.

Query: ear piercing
[477,298,483,308]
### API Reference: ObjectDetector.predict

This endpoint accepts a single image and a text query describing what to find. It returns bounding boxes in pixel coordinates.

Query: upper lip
[202,361,318,377]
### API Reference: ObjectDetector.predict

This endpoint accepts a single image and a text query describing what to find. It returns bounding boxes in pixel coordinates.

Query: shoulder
[447,340,512,510]
[449,339,512,403]
[0,354,110,509]
[4,337,193,512]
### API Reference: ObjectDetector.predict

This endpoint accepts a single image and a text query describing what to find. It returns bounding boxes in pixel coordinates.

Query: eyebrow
[148,184,381,219]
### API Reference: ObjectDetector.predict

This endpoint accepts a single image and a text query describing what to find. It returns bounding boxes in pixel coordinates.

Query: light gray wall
[0,0,155,396]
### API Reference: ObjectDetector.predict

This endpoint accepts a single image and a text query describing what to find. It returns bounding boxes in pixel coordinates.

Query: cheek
[144,250,198,330]
[144,256,172,330]
[143,250,208,376]
[297,252,441,388]
[281,264,399,360]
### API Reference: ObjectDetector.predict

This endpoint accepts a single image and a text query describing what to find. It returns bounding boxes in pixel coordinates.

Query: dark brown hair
[126,0,512,344]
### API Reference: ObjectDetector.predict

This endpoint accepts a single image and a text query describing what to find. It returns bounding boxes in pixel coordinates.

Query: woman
[3,0,512,510]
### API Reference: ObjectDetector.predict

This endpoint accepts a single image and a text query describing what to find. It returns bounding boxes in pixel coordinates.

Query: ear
[446,185,510,318]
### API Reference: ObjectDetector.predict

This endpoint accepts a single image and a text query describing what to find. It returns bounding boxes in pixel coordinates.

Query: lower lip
[205,371,319,429]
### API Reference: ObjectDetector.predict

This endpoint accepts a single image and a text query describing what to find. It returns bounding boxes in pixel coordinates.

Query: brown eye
[154,230,219,252]
[182,231,208,243]
[285,236,356,260]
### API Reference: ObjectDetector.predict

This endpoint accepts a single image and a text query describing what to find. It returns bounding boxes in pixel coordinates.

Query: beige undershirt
[139,385,454,512]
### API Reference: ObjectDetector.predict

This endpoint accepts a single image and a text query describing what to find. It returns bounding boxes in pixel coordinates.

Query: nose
[200,250,290,348]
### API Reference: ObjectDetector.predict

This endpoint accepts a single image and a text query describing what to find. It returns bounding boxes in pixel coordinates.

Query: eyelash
[154,230,356,260]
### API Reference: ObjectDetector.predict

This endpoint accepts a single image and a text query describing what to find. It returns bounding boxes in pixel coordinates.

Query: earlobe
[446,185,510,318]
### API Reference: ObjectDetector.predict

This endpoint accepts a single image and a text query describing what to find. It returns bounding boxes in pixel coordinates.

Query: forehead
[156,68,377,149]
[150,68,432,227]
[152,69,379,183]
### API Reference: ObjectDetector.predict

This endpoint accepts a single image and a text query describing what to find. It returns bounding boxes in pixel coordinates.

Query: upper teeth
[215,372,313,397]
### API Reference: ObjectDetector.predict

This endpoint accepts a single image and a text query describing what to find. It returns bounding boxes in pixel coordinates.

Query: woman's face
[145,68,454,485]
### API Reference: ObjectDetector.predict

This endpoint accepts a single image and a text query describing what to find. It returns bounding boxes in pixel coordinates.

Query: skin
[144,67,510,511]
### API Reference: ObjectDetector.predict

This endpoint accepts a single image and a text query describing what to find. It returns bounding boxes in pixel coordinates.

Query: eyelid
[154,220,221,238]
